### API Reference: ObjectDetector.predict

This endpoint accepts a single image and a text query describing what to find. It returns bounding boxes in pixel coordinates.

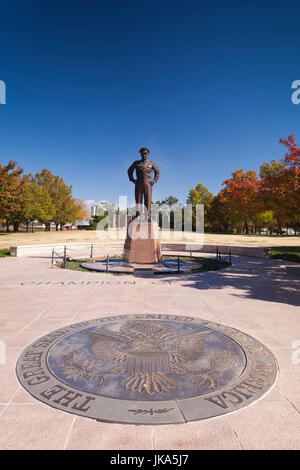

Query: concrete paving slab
[0,403,74,450]
[66,418,154,450]
[228,388,300,449]
[153,417,242,450]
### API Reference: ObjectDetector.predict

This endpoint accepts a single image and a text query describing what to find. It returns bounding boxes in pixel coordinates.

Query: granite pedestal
[123,220,162,264]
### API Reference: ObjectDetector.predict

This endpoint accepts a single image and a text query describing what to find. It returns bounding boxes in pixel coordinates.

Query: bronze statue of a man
[127,147,160,219]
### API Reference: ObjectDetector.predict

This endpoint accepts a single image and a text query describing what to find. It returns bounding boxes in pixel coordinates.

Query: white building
[91,200,112,217]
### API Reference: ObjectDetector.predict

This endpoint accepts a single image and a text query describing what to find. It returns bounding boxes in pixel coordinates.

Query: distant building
[84,200,95,209]
[91,200,113,217]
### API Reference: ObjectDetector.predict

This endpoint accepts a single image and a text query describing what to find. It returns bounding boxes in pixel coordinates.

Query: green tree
[252,211,277,234]
[22,181,55,232]
[187,183,214,230]
[35,169,76,230]
[156,196,180,230]
[160,196,179,206]
[209,190,234,232]
[86,213,109,230]
[259,160,286,179]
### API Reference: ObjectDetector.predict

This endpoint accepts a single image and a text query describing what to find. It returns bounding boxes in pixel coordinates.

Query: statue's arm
[152,162,160,184]
[127,161,137,183]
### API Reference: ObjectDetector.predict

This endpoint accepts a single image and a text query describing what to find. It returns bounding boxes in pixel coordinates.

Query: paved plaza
[0,254,300,449]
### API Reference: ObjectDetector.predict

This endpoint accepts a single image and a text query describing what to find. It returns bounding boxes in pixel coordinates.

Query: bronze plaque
[16,314,278,424]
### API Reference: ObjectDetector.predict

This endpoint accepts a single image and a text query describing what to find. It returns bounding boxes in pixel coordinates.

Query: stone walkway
[0,254,299,449]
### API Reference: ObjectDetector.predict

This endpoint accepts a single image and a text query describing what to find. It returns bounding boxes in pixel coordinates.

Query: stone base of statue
[123,220,162,264]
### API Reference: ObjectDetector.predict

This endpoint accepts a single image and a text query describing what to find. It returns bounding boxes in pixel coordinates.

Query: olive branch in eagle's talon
[61,351,106,387]
[191,351,238,388]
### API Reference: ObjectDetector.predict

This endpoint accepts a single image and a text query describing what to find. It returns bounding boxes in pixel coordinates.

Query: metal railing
[216,246,232,267]
[51,244,114,269]
[51,244,232,269]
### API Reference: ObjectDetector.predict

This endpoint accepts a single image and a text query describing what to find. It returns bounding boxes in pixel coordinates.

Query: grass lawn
[0,249,10,257]
[60,256,229,274]
[270,246,300,263]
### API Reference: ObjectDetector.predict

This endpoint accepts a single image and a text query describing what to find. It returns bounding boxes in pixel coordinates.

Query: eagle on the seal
[81,320,212,395]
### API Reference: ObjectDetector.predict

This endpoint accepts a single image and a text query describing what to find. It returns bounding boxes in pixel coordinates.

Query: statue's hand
[130,179,137,184]
[150,181,154,186]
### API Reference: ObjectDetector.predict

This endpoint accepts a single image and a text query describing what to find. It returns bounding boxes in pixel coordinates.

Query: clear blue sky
[0,0,300,205]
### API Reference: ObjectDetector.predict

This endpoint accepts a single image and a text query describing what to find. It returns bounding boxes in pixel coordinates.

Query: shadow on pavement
[170,257,300,307]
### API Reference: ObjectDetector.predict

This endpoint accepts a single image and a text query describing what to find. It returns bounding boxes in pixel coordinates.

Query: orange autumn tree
[280,135,300,228]
[222,169,261,233]
[279,134,300,167]
[260,135,300,232]
[209,188,242,232]
[0,161,29,231]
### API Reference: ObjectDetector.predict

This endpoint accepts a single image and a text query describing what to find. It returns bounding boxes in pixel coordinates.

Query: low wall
[166,243,270,258]
[10,242,270,259]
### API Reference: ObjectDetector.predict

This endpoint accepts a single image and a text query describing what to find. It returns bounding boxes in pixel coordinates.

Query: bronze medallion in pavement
[16,314,278,424]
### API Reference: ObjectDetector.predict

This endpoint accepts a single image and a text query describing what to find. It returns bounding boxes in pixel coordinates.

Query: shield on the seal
[126,350,171,374]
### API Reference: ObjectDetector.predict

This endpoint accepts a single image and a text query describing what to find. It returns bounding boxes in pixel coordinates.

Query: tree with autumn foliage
[186,135,300,234]
[259,160,287,233]
[260,135,300,233]
[280,135,300,167]
[22,180,55,232]
[187,183,214,230]
[0,161,29,231]
[34,169,85,230]
[74,199,91,222]
[0,163,89,231]
[221,169,261,234]
[209,189,238,232]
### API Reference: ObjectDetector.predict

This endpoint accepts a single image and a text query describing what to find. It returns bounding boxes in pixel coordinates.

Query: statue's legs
[135,182,143,204]
[134,182,143,218]
[135,181,152,219]
[143,182,152,219]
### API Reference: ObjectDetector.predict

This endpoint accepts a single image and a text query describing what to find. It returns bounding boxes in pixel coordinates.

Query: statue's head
[139,147,150,161]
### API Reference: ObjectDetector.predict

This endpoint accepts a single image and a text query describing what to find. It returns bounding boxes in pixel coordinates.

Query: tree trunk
[26,222,29,232]
[32,222,34,233]
[244,221,249,234]
[6,222,10,232]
